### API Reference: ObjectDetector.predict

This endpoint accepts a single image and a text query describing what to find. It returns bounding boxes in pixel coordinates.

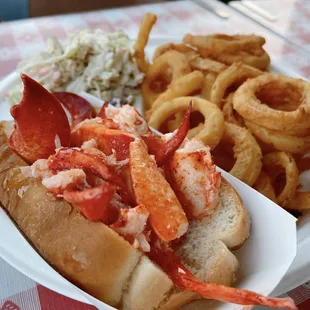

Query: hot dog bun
[157,179,250,310]
[0,122,143,306]
[0,121,250,310]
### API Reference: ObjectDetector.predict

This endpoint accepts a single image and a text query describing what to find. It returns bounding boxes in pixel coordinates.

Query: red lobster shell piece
[53,92,95,128]
[10,74,71,164]
[155,102,192,166]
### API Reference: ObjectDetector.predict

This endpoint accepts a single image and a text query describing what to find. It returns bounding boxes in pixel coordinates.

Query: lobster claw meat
[129,139,188,242]
[10,74,71,164]
[63,184,119,224]
[102,104,153,136]
[111,204,149,237]
[72,119,135,161]
[148,237,297,310]
[48,148,132,205]
[53,92,95,128]
[72,116,163,162]
[73,102,189,164]
[167,138,221,220]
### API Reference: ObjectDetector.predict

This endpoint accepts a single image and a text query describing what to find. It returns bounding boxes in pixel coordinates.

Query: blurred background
[0,0,230,21]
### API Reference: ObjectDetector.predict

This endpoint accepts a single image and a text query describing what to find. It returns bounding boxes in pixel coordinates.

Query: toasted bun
[0,121,250,310]
[0,121,141,306]
[121,256,173,310]
[180,178,251,251]
[158,179,250,309]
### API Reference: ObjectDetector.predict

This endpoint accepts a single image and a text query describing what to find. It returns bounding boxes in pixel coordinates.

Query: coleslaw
[8,29,144,104]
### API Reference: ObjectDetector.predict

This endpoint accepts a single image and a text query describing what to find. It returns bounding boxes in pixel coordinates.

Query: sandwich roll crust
[158,179,248,309]
[122,256,174,310]
[0,122,142,306]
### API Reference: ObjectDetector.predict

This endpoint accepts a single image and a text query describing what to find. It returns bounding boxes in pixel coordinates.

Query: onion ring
[141,83,161,112]
[134,12,157,73]
[183,34,266,54]
[189,56,226,74]
[206,51,270,71]
[152,42,225,74]
[152,43,196,61]
[233,74,310,136]
[245,120,310,154]
[187,123,205,139]
[146,71,204,120]
[211,142,236,172]
[148,97,224,149]
[263,152,299,207]
[142,51,191,110]
[212,122,262,186]
[296,156,310,173]
[210,62,262,108]
[286,191,310,210]
[253,170,278,203]
[146,50,191,81]
[183,34,270,70]
[201,72,217,101]
[222,93,244,127]
[167,112,183,133]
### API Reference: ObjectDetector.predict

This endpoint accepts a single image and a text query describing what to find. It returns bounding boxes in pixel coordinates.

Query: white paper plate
[0,37,302,309]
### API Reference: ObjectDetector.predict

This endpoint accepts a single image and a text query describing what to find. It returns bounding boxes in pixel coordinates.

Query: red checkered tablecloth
[1,1,310,309]
[230,0,310,56]
[0,0,310,79]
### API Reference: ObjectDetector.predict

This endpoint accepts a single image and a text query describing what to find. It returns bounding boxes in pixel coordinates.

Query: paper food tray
[0,170,297,310]
[0,37,304,309]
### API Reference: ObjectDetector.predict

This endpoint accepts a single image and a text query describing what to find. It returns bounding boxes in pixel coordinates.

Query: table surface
[230,0,310,56]
[1,0,310,309]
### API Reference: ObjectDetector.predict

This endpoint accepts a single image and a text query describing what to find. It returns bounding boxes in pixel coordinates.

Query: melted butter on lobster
[10,74,296,309]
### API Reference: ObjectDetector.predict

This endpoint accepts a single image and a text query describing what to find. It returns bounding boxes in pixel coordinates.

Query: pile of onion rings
[183,34,270,71]
[135,12,310,213]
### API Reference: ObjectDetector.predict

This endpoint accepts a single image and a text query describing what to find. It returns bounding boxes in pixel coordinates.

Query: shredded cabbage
[9,30,144,104]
